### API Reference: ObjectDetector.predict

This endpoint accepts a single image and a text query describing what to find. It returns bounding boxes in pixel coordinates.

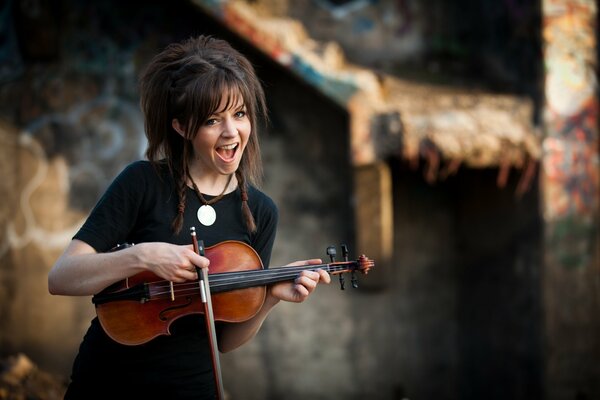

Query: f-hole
[159,296,194,321]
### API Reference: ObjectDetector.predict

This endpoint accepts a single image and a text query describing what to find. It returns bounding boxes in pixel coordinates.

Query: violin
[92,240,374,345]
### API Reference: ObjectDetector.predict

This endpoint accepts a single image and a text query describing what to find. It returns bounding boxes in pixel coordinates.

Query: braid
[171,142,191,234]
[236,170,256,233]
[172,175,187,234]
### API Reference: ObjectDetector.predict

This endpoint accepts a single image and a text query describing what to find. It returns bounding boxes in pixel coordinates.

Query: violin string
[151,271,333,299]
[147,263,362,299]
[146,259,371,299]
[150,272,309,299]
[156,263,345,289]
[150,270,337,297]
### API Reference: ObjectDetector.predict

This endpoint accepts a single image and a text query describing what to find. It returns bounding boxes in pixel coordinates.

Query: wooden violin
[92,240,374,345]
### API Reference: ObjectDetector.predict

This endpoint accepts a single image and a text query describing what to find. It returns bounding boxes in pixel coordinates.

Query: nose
[221,116,238,137]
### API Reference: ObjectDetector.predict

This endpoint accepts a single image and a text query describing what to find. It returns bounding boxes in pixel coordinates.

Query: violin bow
[191,227,225,400]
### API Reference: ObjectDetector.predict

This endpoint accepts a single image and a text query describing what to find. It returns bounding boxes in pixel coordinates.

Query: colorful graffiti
[0,96,145,258]
[0,0,152,258]
[191,0,366,106]
[543,101,599,218]
[542,0,599,267]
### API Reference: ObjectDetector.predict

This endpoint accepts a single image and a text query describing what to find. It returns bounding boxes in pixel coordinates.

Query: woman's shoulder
[117,160,168,181]
[121,159,158,173]
[246,185,278,224]
[247,185,277,209]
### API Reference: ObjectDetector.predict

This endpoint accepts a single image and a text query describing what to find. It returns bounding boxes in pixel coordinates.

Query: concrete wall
[2,1,596,400]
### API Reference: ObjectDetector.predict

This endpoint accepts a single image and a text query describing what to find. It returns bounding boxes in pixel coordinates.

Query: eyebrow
[212,102,246,115]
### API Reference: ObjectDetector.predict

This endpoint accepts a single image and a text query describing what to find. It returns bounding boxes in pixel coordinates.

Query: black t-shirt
[65,160,278,400]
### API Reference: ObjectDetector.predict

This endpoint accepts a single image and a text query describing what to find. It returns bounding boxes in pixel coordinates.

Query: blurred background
[0,0,598,399]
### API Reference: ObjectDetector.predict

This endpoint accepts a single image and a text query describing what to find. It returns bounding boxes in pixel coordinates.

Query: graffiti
[543,97,599,220]
[0,96,145,258]
[2,134,77,256]
[193,0,367,106]
[26,95,145,208]
[542,0,598,219]
[543,136,598,218]
[313,0,374,20]
[542,0,598,268]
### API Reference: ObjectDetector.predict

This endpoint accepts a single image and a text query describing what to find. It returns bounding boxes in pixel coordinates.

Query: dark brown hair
[139,35,267,234]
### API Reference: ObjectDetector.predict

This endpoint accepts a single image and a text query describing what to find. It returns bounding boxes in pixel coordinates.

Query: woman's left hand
[268,259,331,303]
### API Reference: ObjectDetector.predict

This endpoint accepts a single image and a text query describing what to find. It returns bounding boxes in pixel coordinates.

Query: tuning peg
[341,244,349,261]
[326,245,336,262]
[351,272,359,288]
[339,244,358,288]
[341,244,359,288]
[327,245,345,290]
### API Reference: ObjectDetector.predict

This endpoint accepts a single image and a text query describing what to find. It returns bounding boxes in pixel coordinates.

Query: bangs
[203,75,244,114]
[185,69,252,137]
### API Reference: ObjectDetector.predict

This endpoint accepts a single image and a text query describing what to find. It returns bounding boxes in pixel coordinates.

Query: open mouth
[216,143,238,162]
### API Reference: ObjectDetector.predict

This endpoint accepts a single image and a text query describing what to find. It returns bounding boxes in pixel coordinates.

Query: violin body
[93,240,373,346]
[95,241,266,345]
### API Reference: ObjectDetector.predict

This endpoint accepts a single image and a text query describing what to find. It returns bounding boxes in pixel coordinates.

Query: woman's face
[176,94,251,179]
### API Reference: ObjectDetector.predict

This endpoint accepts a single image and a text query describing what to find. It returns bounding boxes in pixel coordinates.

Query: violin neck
[208,262,353,293]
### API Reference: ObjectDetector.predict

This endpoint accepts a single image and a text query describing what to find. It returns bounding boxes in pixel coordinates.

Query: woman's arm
[48,239,209,296]
[218,260,330,353]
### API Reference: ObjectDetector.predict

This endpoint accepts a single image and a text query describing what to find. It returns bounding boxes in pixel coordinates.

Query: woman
[48,35,330,399]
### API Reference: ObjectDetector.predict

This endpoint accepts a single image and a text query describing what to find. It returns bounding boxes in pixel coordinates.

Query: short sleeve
[73,161,148,252]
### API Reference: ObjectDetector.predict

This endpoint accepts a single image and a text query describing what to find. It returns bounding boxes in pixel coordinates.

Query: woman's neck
[187,170,237,196]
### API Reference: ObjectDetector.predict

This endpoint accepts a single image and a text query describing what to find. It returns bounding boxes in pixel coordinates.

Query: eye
[235,110,246,118]
[205,118,218,126]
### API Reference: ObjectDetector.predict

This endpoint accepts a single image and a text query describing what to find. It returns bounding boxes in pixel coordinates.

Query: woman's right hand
[135,242,209,282]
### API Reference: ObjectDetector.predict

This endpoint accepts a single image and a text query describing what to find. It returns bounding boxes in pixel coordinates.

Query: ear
[172,119,186,138]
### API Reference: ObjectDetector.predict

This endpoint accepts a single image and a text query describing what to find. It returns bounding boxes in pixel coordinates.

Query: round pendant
[197,205,217,226]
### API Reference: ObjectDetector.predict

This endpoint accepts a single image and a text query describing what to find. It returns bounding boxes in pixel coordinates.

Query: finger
[192,269,200,280]
[296,274,318,292]
[191,254,210,269]
[286,258,323,267]
[306,269,328,279]
[286,260,306,267]
[175,267,199,282]
[318,269,331,284]
[305,258,322,265]
[303,270,323,282]
[293,283,309,298]
[170,276,186,283]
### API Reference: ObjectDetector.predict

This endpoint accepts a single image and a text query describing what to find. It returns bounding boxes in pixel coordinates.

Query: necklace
[188,172,234,226]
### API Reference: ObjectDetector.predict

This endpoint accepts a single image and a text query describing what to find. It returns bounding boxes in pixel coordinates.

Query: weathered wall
[541,1,600,398]
[1,1,597,400]
[1,0,356,395]
[0,0,154,375]
[265,0,541,97]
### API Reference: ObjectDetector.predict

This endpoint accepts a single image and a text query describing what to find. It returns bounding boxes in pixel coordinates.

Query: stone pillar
[541,1,600,398]
[347,94,393,290]
[353,161,393,289]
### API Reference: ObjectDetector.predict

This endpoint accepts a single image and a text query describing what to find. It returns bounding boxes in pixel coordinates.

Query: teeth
[219,143,237,150]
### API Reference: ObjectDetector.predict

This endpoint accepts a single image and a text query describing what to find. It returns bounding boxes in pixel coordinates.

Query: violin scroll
[326,244,374,290]
[357,255,374,274]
